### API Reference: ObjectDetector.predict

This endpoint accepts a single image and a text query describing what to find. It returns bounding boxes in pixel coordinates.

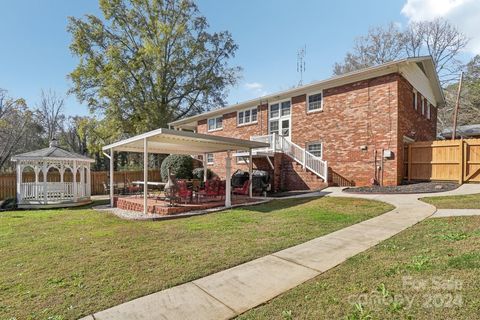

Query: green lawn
[421,193,480,209]
[239,216,480,320]
[0,197,392,320]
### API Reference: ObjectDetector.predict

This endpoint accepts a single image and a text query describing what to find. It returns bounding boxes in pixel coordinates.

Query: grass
[238,216,480,320]
[421,193,480,209]
[0,197,392,320]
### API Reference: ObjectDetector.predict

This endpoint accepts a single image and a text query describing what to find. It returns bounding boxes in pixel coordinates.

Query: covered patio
[102,128,269,215]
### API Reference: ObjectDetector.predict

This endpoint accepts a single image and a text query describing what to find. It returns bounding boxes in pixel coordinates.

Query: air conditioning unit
[383,150,393,159]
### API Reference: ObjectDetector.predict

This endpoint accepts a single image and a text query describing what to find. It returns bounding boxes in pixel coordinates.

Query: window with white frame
[307,142,323,159]
[237,107,258,126]
[208,116,223,131]
[236,155,247,164]
[281,101,291,116]
[269,120,279,135]
[308,92,323,112]
[206,153,214,164]
[412,90,417,110]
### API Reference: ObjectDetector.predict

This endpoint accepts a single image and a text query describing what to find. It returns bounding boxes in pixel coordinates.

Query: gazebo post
[143,138,148,214]
[225,151,232,208]
[73,160,77,202]
[203,153,208,183]
[43,162,48,205]
[110,148,114,208]
[16,163,21,204]
[248,148,253,198]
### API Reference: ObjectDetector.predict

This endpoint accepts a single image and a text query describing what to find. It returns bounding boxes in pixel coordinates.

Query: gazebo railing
[19,182,88,203]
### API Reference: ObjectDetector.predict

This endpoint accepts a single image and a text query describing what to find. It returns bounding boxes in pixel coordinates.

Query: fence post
[407,144,412,181]
[459,139,464,184]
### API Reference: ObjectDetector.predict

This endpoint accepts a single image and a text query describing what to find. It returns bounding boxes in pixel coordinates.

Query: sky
[0,0,478,117]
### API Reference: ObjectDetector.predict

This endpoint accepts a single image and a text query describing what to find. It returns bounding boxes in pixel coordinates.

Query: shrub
[161,155,194,181]
[192,167,216,180]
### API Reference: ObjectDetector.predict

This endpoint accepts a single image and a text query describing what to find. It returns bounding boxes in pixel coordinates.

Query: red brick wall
[397,76,437,182]
[194,73,437,188]
[291,74,400,186]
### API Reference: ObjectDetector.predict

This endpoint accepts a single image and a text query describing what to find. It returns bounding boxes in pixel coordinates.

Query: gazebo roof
[12,141,94,162]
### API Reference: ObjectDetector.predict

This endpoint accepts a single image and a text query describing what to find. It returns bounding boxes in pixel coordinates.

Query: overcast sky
[0,0,478,117]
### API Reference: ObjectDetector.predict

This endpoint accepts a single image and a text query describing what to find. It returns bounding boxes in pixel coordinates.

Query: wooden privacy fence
[406,139,480,183]
[0,170,161,200]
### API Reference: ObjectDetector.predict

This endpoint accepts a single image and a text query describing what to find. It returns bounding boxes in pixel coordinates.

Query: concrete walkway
[432,208,480,217]
[80,184,480,320]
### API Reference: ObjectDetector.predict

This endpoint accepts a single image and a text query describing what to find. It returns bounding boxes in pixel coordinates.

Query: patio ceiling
[102,128,269,155]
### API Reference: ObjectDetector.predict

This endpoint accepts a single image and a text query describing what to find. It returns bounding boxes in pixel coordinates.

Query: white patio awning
[102,128,269,154]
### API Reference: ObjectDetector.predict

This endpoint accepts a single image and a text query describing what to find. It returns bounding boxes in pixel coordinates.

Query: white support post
[73,160,78,202]
[16,163,21,203]
[110,149,114,208]
[272,133,277,153]
[248,148,253,198]
[203,153,208,183]
[87,167,91,197]
[143,138,148,214]
[43,162,48,204]
[225,151,232,208]
[303,148,307,171]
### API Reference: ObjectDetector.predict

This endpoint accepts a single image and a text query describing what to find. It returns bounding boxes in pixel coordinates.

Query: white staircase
[250,134,328,181]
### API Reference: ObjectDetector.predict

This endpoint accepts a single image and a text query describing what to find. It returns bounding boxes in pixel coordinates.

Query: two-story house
[169,57,444,191]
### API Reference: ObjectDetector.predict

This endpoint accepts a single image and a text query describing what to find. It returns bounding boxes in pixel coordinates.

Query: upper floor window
[426,102,431,120]
[270,100,290,119]
[238,107,258,126]
[208,116,223,131]
[307,142,323,159]
[307,92,323,112]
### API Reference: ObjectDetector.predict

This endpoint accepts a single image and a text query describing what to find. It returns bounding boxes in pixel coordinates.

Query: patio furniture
[126,179,141,195]
[233,179,251,196]
[198,179,221,202]
[177,180,193,204]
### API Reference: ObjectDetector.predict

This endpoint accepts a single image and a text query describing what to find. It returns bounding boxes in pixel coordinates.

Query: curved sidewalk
[80,184,480,320]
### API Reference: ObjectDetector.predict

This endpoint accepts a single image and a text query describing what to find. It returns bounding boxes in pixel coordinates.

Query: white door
[268,100,291,140]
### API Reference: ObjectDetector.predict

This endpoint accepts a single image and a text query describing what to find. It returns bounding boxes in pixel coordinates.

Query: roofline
[169,56,444,127]
[11,156,95,163]
[102,127,269,151]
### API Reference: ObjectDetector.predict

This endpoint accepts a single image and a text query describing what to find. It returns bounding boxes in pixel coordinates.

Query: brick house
[169,57,444,190]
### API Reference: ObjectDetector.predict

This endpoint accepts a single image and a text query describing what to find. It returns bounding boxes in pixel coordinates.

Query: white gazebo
[11,139,95,209]
[102,128,269,213]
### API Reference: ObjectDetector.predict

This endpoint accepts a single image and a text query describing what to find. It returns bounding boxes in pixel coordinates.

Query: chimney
[49,138,59,148]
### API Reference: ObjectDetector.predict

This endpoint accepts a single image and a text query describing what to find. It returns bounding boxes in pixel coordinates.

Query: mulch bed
[343,182,460,194]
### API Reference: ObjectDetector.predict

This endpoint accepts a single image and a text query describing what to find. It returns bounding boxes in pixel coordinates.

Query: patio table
[131,181,167,187]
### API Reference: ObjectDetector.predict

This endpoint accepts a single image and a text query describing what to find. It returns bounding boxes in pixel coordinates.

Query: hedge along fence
[0,170,161,200]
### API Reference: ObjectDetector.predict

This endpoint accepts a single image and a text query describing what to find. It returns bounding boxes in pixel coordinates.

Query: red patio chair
[176,180,193,204]
[233,179,251,196]
[199,180,220,202]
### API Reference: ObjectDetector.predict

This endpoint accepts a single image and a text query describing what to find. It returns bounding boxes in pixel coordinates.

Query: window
[281,101,291,116]
[208,116,223,131]
[236,155,247,164]
[237,107,258,126]
[308,92,323,112]
[270,103,279,118]
[307,142,323,159]
[269,120,279,134]
[426,102,431,120]
[206,153,214,164]
[412,90,417,110]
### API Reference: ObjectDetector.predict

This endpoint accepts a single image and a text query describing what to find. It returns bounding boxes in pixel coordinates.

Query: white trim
[207,116,223,132]
[237,106,258,127]
[306,90,324,113]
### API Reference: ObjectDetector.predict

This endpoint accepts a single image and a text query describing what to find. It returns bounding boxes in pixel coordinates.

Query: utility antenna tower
[297,45,306,86]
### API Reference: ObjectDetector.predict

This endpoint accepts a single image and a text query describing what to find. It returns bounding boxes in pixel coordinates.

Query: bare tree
[35,89,65,142]
[0,89,41,171]
[334,23,406,75]
[333,18,469,85]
